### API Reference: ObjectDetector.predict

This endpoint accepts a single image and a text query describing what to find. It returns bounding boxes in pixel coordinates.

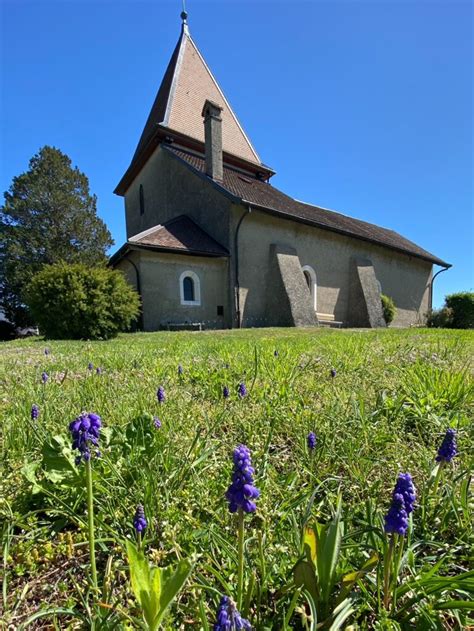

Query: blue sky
[1,0,472,307]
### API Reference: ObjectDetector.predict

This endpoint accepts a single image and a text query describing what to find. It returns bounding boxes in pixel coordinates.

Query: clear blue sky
[1,0,472,307]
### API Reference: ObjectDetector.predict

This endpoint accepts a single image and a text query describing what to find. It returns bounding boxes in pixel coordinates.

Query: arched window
[179,271,201,306]
[139,184,145,215]
[301,265,317,311]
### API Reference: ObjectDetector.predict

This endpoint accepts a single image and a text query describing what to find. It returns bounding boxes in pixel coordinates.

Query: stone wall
[233,208,432,328]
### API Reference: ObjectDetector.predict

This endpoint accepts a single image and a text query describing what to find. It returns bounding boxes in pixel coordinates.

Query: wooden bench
[317,313,343,328]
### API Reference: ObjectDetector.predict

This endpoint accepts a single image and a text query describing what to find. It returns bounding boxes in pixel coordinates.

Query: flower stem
[383,536,394,610]
[86,458,98,593]
[237,508,245,610]
[431,461,444,498]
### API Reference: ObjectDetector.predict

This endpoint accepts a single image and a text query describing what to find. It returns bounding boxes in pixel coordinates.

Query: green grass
[1,328,473,629]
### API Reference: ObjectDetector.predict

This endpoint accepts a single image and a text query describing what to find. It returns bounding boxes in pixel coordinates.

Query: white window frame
[302,265,317,311]
[179,271,201,306]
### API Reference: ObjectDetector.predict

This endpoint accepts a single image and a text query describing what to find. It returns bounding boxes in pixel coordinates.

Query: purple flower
[384,492,409,535]
[133,504,147,533]
[178,364,183,375]
[274,350,279,357]
[307,431,317,450]
[157,386,165,404]
[238,383,247,398]
[393,473,416,515]
[41,371,48,384]
[44,348,50,356]
[69,412,102,465]
[226,445,259,514]
[96,367,102,375]
[436,429,458,463]
[87,362,94,371]
[153,416,162,429]
[330,368,337,378]
[214,595,251,630]
[31,404,39,420]
[223,386,230,399]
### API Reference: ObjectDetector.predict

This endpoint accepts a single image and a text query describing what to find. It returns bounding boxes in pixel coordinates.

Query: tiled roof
[165,146,450,267]
[128,215,229,257]
[132,24,260,166]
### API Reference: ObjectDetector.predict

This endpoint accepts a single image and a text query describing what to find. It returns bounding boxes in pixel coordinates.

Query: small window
[179,271,201,306]
[139,184,145,215]
[183,276,194,302]
[301,265,317,311]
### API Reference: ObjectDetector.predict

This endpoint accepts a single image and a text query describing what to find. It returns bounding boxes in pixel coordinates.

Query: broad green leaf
[294,559,318,603]
[303,526,316,564]
[153,558,194,627]
[338,552,379,601]
[126,541,155,628]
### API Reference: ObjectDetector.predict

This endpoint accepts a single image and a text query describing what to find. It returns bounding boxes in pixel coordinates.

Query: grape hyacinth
[133,504,147,533]
[384,493,409,535]
[41,371,48,384]
[31,404,39,421]
[214,595,251,630]
[44,348,50,355]
[436,428,458,463]
[274,349,279,357]
[157,386,165,403]
[178,364,183,375]
[330,368,337,378]
[307,431,317,450]
[393,473,416,515]
[69,412,102,465]
[226,445,259,513]
[153,416,162,429]
[237,383,247,398]
[223,386,230,399]
[88,362,94,371]
[96,367,102,375]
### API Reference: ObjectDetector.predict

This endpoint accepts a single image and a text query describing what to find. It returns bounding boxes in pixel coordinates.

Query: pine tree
[0,146,114,325]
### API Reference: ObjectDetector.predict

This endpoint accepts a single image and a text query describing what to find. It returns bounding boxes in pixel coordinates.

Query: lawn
[1,328,473,629]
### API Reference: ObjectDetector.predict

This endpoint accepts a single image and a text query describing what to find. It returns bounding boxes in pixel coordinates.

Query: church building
[111,12,450,330]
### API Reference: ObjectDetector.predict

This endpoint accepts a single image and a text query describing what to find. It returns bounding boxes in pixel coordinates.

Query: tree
[0,146,113,325]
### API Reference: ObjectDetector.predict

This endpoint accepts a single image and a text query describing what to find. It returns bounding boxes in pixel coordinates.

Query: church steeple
[132,13,261,165]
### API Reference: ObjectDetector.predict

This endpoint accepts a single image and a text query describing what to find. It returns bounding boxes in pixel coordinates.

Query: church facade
[111,13,450,330]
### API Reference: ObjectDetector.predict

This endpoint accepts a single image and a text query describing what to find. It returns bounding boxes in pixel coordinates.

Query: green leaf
[153,558,194,627]
[338,552,378,601]
[303,526,316,564]
[126,541,156,628]
[294,559,318,603]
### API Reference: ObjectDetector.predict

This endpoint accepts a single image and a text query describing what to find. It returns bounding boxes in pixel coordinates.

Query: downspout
[123,257,143,331]
[234,205,252,328]
[429,265,450,312]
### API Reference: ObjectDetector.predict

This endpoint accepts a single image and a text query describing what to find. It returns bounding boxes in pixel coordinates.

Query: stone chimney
[202,99,223,181]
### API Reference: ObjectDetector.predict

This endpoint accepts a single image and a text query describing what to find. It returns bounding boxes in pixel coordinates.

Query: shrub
[381,294,396,325]
[445,292,474,329]
[26,263,140,339]
[426,307,454,328]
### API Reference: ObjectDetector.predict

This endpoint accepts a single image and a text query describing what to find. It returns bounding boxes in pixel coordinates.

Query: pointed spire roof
[132,16,261,165]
